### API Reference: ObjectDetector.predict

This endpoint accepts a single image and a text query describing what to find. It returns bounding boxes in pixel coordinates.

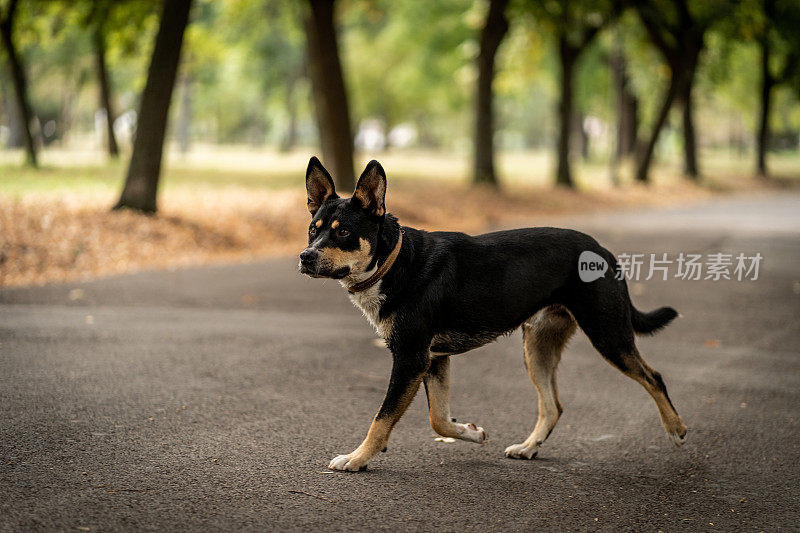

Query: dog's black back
[378,224,671,353]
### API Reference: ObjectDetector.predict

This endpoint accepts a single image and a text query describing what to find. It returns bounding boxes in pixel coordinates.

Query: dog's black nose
[300,249,318,266]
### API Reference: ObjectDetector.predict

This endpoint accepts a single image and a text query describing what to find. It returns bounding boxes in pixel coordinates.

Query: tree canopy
[1,0,799,203]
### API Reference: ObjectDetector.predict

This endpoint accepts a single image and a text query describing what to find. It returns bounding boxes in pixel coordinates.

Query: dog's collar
[348,230,403,294]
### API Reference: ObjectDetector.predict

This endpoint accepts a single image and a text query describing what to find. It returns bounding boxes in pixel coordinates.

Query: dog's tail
[630,304,679,335]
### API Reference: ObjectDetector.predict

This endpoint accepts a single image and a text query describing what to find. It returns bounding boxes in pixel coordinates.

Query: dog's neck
[373,213,402,269]
[340,214,403,290]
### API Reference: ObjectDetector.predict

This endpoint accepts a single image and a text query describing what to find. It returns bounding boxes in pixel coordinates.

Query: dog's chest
[347,283,392,339]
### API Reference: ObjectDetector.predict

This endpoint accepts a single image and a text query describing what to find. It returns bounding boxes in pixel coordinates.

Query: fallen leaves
[0,189,307,287]
[1,180,715,287]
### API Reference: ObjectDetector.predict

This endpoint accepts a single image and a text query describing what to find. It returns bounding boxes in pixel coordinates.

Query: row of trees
[1,0,157,167]
[304,0,800,190]
[480,0,800,188]
[2,0,799,212]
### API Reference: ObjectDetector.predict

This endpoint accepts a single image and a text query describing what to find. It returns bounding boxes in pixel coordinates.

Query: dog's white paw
[457,422,488,444]
[668,428,687,447]
[504,442,538,460]
[328,453,368,472]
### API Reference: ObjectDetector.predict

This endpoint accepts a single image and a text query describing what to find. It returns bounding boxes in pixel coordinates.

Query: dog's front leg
[329,348,429,472]
[423,356,488,443]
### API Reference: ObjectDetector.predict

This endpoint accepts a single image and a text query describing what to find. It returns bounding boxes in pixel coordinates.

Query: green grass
[0,163,122,196]
[0,162,300,197]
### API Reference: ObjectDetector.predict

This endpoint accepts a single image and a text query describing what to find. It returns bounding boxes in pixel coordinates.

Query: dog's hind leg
[423,356,487,443]
[631,355,686,446]
[505,305,576,460]
[600,346,687,447]
[571,297,687,447]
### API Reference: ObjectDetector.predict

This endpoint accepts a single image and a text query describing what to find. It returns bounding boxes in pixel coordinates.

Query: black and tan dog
[299,157,687,472]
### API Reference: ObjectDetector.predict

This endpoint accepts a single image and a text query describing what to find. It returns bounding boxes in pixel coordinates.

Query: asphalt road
[2,191,799,531]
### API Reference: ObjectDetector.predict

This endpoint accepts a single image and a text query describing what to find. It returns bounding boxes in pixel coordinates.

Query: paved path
[2,192,799,531]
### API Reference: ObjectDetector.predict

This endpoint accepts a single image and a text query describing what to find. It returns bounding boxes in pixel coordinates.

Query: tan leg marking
[505,306,576,460]
[623,357,687,446]
[424,357,487,444]
[329,375,423,471]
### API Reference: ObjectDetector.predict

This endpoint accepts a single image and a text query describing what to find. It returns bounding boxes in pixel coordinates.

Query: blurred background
[1,0,799,286]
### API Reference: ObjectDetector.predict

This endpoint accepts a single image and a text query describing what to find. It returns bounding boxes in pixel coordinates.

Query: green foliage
[701,0,800,134]
[0,0,158,141]
[516,0,616,47]
[1,0,799,161]
[495,16,555,148]
[342,0,475,141]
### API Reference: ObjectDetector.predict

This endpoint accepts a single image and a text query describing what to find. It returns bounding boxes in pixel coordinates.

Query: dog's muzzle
[298,247,350,279]
[299,248,318,267]
[298,248,320,276]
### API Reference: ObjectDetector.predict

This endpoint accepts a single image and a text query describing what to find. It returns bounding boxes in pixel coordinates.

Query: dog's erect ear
[352,160,386,217]
[306,157,337,215]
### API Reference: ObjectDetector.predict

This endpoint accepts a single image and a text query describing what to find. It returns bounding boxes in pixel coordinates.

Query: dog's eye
[336,228,350,238]
[309,226,317,238]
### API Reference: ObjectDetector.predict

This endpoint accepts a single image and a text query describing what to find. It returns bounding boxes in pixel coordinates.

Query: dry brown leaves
[0,181,713,287]
[0,189,308,287]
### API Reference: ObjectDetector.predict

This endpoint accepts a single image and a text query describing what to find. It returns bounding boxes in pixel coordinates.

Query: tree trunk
[610,48,638,159]
[1,68,24,147]
[623,92,638,156]
[114,0,193,213]
[556,39,577,188]
[473,0,509,186]
[0,1,38,167]
[94,28,119,157]
[176,72,192,154]
[305,38,332,169]
[634,4,707,183]
[680,78,698,179]
[756,36,772,178]
[304,0,355,191]
[635,73,680,183]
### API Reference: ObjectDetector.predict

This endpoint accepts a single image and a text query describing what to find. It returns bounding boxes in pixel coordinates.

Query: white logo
[578,251,608,282]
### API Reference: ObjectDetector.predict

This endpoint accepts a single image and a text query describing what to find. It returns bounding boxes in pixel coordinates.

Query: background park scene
[1,0,799,530]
